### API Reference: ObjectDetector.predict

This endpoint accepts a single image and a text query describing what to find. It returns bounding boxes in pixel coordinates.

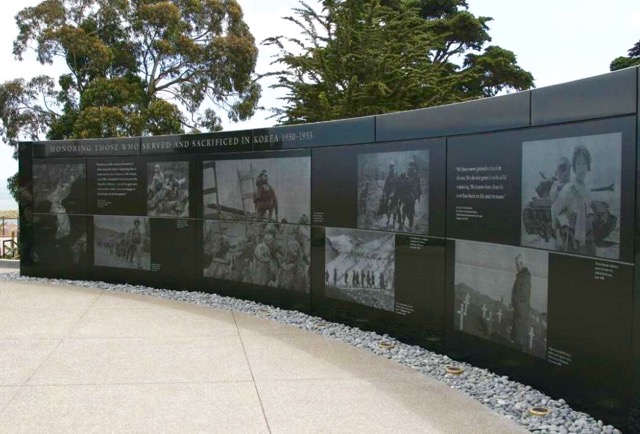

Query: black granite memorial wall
[18,67,640,431]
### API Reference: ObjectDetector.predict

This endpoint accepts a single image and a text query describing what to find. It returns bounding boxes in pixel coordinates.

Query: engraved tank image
[522,170,617,245]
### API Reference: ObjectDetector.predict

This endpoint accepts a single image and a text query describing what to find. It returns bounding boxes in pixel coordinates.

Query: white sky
[0,0,638,209]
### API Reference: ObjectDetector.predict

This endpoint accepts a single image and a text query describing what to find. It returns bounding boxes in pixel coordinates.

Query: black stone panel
[546,254,633,429]
[18,142,34,269]
[376,91,530,142]
[88,215,196,290]
[447,116,636,264]
[311,227,445,350]
[447,131,522,247]
[445,240,634,430]
[87,157,147,216]
[146,218,197,290]
[22,213,88,280]
[312,138,446,237]
[632,67,640,433]
[32,137,141,158]
[252,116,375,150]
[531,67,638,126]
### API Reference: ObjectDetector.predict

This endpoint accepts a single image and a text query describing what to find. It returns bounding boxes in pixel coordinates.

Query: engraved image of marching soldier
[146,162,189,217]
[203,156,310,224]
[203,220,310,293]
[357,150,429,234]
[454,240,548,358]
[521,133,621,259]
[324,228,395,312]
[94,215,151,270]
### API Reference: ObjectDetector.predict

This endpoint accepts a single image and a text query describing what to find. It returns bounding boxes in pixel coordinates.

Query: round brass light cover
[445,366,464,375]
[378,341,395,349]
[528,406,549,417]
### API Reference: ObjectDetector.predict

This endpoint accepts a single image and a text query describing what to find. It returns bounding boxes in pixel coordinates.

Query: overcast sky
[0,0,638,209]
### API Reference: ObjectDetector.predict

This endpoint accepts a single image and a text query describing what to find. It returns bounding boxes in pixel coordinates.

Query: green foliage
[610,40,640,71]
[0,0,261,147]
[264,0,534,124]
[6,172,19,206]
[2,0,261,202]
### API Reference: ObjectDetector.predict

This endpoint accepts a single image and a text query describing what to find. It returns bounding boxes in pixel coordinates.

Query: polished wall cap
[375,91,531,142]
[531,67,638,126]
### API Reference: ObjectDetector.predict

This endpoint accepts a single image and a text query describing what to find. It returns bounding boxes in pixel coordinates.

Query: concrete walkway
[0,277,527,433]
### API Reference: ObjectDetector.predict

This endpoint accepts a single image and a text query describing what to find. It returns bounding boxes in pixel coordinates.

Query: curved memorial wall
[18,67,640,431]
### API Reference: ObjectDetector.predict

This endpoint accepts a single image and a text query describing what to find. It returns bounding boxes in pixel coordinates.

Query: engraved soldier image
[359,182,370,214]
[381,162,397,225]
[203,156,310,224]
[549,157,570,201]
[358,150,429,234]
[253,169,278,221]
[250,228,278,286]
[324,228,395,312]
[510,254,531,349]
[278,239,309,291]
[127,218,144,268]
[94,216,151,270]
[550,145,596,256]
[150,164,164,193]
[454,241,548,359]
[521,133,621,259]
[203,236,232,280]
[203,220,310,293]
[147,161,189,217]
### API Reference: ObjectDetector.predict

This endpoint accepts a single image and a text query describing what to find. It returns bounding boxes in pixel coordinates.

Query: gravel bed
[0,272,622,434]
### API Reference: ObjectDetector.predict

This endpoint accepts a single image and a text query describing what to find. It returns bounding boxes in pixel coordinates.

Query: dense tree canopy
[610,40,640,71]
[263,0,534,124]
[0,0,261,151]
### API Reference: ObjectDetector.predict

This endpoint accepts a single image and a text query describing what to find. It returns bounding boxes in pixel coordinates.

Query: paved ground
[0,274,527,433]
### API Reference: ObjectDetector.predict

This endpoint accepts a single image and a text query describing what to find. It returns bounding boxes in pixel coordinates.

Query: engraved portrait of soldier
[521,133,621,259]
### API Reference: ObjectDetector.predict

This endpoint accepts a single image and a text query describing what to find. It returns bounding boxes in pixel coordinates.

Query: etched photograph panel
[94,215,151,270]
[146,161,189,217]
[357,150,429,234]
[203,156,311,224]
[32,214,87,266]
[203,220,310,293]
[454,240,548,359]
[33,162,86,215]
[521,133,621,259]
[324,228,395,312]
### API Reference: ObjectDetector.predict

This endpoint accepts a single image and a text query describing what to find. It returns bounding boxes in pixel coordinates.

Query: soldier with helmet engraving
[551,145,596,255]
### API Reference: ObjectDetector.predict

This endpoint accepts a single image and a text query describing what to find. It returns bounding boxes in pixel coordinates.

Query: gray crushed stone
[0,272,622,434]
